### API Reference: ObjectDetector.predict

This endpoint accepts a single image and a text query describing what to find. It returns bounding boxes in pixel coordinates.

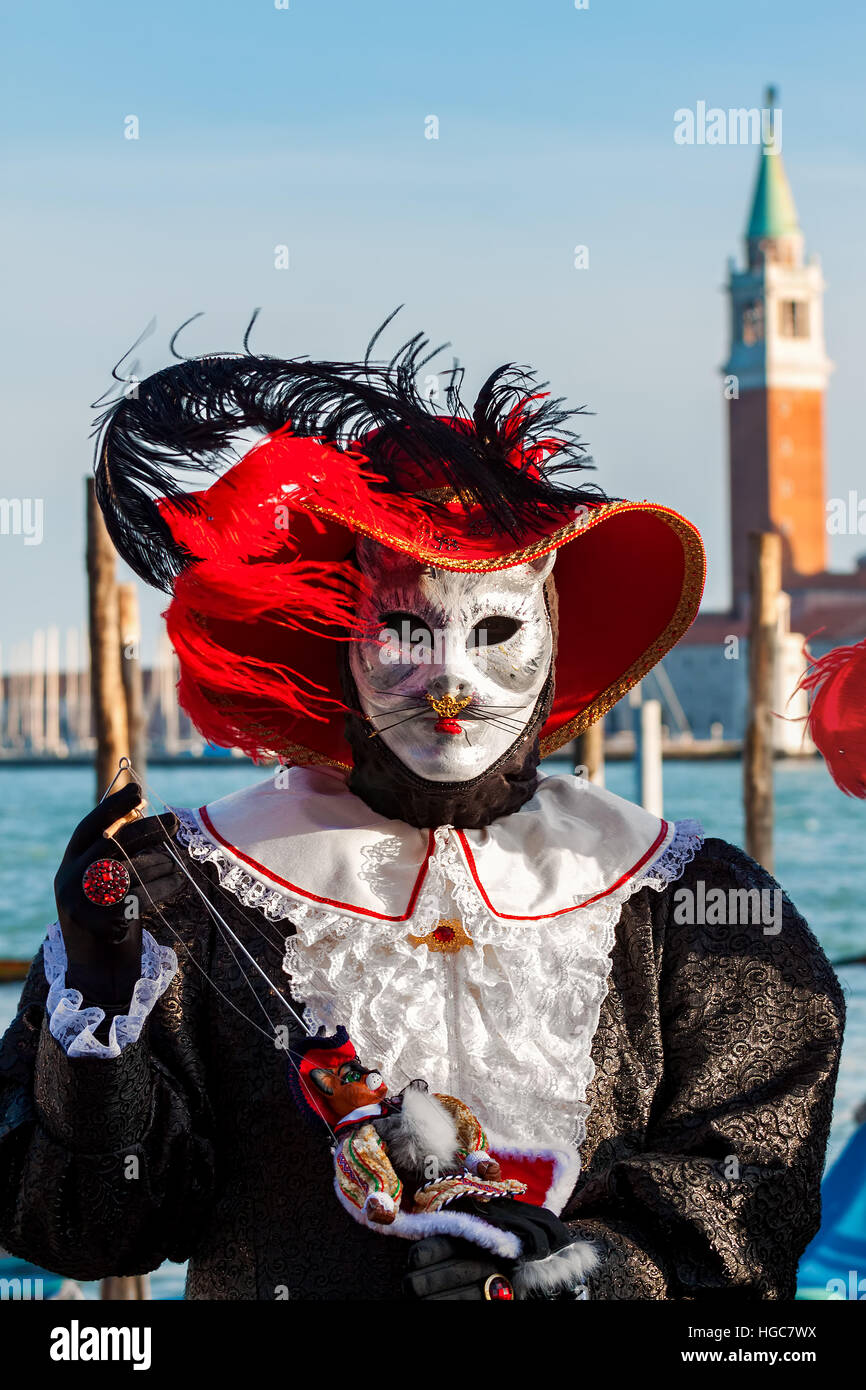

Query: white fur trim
[384,1086,459,1176]
[333,1177,522,1260]
[512,1239,599,1297]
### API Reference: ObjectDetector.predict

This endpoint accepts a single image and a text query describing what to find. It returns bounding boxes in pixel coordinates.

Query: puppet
[289,1027,597,1298]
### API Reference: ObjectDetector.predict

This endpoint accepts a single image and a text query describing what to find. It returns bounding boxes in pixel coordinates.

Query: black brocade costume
[0,832,844,1299]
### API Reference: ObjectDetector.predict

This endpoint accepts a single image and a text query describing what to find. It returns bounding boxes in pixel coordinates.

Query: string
[107,842,277,1046]
[110,828,348,1151]
[99,756,136,801]
[112,777,313,1037]
[107,757,418,1102]
[194,889,281,1038]
[117,760,288,958]
[104,768,308,1039]
[106,761,405,1144]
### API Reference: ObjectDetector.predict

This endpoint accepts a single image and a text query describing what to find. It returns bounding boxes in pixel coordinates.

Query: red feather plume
[798,637,866,798]
[158,430,438,761]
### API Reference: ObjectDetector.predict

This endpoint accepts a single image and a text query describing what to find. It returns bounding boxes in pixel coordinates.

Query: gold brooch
[407,917,474,954]
[425,693,472,719]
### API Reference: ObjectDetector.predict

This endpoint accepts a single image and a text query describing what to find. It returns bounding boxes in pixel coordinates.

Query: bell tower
[723,87,833,608]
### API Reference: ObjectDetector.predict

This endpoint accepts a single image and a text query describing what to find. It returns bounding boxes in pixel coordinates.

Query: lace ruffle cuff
[43,920,178,1059]
[638,818,704,893]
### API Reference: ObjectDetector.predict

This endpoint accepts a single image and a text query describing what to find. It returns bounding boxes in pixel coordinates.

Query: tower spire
[745,85,802,267]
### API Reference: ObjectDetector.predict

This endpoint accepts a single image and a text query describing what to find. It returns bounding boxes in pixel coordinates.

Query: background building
[651,90,866,747]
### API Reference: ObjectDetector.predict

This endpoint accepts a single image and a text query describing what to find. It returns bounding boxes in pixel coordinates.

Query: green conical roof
[746,124,800,240]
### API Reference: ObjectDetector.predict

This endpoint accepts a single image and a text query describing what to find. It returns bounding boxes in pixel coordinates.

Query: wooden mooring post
[638,699,664,817]
[744,531,781,874]
[119,583,147,782]
[627,682,664,815]
[86,478,130,798]
[100,1275,151,1301]
[575,716,605,786]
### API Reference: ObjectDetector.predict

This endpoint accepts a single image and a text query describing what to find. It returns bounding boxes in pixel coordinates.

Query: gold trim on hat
[539,507,706,757]
[274,500,705,767]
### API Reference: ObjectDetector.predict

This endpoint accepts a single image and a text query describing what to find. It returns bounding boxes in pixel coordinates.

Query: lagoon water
[1,757,864,1298]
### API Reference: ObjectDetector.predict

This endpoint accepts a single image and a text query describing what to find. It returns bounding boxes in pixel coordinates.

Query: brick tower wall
[767,387,827,580]
[728,389,770,604]
[728,386,826,601]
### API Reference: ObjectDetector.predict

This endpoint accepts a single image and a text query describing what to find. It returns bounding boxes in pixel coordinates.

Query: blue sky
[2,0,864,666]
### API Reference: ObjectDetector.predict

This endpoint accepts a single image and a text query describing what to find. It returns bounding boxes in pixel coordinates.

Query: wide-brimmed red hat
[154,429,705,766]
[93,333,705,765]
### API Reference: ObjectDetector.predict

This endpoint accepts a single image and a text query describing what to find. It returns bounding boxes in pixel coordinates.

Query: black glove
[403,1235,516,1301]
[471,1198,592,1300]
[469,1195,571,1260]
[53,782,184,1007]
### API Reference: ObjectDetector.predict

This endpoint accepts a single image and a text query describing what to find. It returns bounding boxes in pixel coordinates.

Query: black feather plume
[92,314,605,593]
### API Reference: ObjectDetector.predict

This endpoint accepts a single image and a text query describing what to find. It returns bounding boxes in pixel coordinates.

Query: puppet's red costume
[0,329,844,1299]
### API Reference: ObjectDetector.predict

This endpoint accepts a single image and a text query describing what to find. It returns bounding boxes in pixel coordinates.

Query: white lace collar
[178,765,686,924]
[176,768,702,1152]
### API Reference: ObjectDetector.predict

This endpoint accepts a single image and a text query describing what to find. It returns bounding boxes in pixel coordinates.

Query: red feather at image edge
[798,637,866,799]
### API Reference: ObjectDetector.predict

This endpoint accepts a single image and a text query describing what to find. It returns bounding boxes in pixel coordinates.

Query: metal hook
[99,757,133,802]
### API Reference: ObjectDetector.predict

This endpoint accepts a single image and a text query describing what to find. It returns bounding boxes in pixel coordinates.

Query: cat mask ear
[528,550,556,584]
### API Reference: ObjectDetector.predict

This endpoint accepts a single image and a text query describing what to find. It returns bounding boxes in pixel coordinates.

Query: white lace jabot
[177,766,703,1151]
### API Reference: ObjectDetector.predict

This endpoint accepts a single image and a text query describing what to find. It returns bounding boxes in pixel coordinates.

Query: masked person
[0,329,844,1300]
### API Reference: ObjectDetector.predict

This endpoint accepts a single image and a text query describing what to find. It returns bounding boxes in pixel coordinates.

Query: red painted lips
[434,717,463,735]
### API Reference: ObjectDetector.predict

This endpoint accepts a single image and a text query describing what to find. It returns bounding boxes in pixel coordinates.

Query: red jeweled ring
[81,858,131,907]
[483,1273,515,1301]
